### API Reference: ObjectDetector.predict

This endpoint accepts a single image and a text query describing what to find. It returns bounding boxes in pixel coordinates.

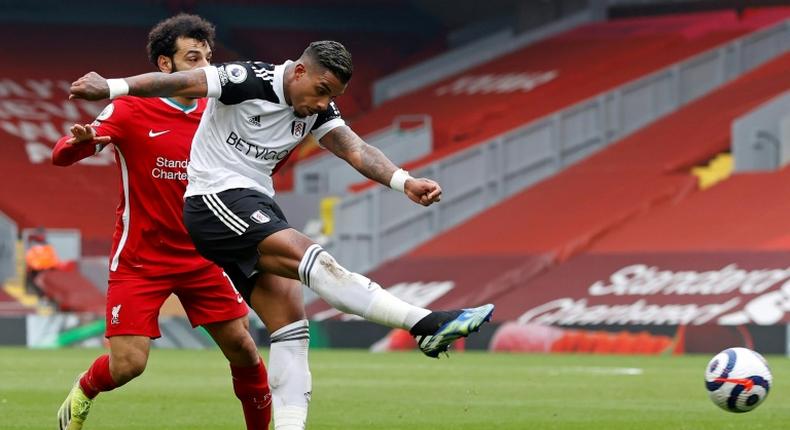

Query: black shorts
[183,188,291,302]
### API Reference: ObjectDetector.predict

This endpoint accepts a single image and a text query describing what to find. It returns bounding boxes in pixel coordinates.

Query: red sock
[230,358,272,430]
[79,354,118,399]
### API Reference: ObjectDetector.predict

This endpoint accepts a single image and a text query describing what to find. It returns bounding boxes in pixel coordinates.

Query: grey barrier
[0,211,17,283]
[733,90,790,172]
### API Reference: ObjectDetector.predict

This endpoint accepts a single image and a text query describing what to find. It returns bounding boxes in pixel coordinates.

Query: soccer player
[69,40,494,378]
[52,15,300,430]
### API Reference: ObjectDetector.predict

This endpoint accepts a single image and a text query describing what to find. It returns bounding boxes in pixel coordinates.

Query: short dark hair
[303,40,353,83]
[147,13,215,67]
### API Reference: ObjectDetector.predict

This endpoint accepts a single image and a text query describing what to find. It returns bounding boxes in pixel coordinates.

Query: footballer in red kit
[54,95,248,337]
[54,15,274,430]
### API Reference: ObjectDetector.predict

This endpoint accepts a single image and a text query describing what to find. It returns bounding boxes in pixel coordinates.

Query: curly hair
[146,13,215,68]
[304,40,353,83]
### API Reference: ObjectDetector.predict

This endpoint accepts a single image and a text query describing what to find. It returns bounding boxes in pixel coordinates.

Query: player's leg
[258,227,494,357]
[256,228,478,334]
[176,268,271,430]
[184,189,493,358]
[202,318,272,430]
[108,335,151,384]
[250,273,311,430]
[202,317,258,366]
[58,277,166,430]
[58,335,150,430]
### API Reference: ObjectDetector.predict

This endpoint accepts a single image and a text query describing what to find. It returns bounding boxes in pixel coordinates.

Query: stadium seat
[35,269,104,314]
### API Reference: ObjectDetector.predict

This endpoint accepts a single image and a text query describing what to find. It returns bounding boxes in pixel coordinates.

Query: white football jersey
[185,60,345,198]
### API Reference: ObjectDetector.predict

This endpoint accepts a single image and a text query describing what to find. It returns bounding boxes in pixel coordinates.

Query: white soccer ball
[705,347,772,413]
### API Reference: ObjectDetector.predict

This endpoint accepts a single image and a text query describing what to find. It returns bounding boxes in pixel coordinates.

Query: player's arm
[53,99,131,166]
[69,69,208,101]
[52,124,112,166]
[320,126,442,206]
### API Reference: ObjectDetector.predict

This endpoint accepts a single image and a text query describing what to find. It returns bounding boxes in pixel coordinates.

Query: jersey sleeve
[52,98,132,165]
[51,136,106,166]
[311,100,346,140]
[91,97,134,143]
[203,62,277,105]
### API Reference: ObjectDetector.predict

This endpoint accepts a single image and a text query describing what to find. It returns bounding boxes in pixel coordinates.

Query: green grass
[0,347,787,429]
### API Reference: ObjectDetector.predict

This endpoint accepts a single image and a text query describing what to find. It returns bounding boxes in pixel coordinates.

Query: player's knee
[113,350,148,381]
[224,330,260,365]
[237,332,260,362]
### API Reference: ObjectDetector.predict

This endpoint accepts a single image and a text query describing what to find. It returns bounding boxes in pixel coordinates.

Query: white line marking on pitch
[545,367,644,376]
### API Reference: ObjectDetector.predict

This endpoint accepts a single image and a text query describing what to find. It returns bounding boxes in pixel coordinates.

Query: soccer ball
[704,347,772,413]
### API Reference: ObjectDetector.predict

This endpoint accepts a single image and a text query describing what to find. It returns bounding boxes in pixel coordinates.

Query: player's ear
[294,63,307,81]
[157,55,173,73]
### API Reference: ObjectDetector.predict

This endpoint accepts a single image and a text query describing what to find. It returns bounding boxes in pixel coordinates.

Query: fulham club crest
[291,120,307,138]
[250,210,270,224]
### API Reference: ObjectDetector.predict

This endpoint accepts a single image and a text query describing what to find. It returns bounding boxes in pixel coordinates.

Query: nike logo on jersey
[149,129,171,138]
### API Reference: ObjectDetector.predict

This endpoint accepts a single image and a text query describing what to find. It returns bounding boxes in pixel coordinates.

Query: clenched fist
[69,72,110,101]
[405,178,442,207]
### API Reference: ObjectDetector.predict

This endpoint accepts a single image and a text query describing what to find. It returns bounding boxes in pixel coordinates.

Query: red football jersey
[90,96,213,277]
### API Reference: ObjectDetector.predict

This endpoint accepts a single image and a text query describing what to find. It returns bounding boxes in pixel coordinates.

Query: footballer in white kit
[70,40,495,428]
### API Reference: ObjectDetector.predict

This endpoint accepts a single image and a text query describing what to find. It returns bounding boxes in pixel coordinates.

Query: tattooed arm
[69,69,208,101]
[320,126,442,206]
[320,126,397,185]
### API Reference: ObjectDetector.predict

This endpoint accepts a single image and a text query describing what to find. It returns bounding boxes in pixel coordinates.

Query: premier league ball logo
[226,64,248,84]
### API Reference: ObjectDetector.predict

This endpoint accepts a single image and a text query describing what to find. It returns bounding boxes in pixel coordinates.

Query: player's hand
[69,72,110,101]
[65,124,111,145]
[404,178,442,207]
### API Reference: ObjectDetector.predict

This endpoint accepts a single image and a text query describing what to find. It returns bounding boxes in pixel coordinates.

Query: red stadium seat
[35,269,104,314]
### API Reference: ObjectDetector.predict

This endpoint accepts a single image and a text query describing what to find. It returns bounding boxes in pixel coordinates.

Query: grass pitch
[1,347,788,429]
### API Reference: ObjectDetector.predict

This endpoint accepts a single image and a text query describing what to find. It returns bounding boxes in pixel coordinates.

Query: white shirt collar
[273,60,292,106]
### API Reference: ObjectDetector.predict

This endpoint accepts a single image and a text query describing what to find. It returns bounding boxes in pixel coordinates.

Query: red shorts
[105,265,248,338]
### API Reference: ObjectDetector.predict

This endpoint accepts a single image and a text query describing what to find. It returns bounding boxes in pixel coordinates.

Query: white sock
[298,245,430,329]
[269,319,311,430]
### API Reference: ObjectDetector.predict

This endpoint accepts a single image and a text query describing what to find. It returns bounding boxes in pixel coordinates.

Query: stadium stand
[325,8,790,192]
[308,45,790,320]
[422,50,790,258]
[4,9,788,256]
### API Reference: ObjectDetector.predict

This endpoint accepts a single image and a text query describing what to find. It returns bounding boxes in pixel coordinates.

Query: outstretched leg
[257,229,494,357]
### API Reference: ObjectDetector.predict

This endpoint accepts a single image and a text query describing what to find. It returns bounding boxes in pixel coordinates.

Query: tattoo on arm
[127,70,207,98]
[321,126,398,186]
